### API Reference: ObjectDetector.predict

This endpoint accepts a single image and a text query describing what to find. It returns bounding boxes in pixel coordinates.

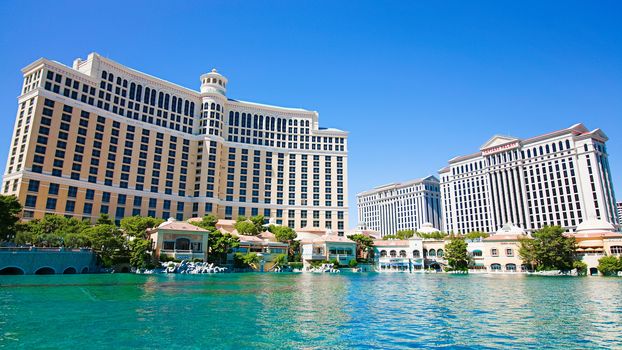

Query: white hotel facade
[356,176,442,236]
[439,123,618,234]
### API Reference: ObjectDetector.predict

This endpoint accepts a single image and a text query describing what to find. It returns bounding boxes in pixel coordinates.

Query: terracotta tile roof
[157,220,209,233]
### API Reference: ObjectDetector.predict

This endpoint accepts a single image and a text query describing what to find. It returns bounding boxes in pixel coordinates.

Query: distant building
[617,202,622,224]
[148,218,210,261]
[356,176,442,237]
[440,123,618,234]
[299,229,356,268]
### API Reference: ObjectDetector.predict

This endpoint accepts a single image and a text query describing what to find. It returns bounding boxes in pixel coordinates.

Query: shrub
[348,259,358,268]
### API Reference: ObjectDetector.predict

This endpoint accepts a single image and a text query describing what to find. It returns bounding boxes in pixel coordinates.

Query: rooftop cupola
[200,68,227,96]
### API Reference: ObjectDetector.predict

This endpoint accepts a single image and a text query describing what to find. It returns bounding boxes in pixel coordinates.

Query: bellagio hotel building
[2,53,349,234]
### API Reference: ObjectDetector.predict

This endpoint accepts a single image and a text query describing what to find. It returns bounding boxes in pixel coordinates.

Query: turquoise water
[1,273,621,349]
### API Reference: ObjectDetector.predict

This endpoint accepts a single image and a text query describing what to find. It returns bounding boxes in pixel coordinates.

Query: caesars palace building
[2,53,349,233]
[440,123,618,234]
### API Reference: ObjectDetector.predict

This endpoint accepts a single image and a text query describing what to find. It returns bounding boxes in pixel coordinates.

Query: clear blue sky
[1,1,621,228]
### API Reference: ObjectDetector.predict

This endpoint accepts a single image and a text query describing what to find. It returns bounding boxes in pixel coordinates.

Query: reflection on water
[1,273,621,349]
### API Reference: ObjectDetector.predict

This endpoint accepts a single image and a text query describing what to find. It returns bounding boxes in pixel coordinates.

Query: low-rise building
[478,223,527,272]
[572,219,622,275]
[373,238,424,271]
[300,229,356,268]
[149,218,210,261]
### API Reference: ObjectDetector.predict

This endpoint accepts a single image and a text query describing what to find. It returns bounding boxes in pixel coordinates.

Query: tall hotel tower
[439,124,617,234]
[357,176,442,236]
[2,53,349,233]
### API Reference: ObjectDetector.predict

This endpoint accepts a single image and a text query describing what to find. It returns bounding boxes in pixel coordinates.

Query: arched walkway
[0,266,25,275]
[63,267,77,274]
[34,267,56,275]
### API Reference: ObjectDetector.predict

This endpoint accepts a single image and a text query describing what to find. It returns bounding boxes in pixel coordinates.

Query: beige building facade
[2,53,349,233]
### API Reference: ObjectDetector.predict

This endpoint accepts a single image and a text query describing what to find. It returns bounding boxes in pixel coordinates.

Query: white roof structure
[495,222,526,235]
[575,218,616,234]
[418,222,440,234]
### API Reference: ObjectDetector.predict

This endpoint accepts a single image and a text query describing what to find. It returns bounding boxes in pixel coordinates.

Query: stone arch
[81,267,89,274]
[63,267,77,274]
[0,266,25,275]
[35,267,56,275]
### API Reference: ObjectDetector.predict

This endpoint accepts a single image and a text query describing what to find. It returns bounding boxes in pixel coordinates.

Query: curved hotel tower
[2,53,348,233]
[439,124,617,234]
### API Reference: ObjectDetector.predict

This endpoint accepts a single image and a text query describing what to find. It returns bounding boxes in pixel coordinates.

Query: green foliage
[288,262,303,270]
[271,225,297,243]
[383,230,417,240]
[597,256,622,276]
[329,258,340,268]
[234,252,260,269]
[82,224,127,267]
[518,226,577,271]
[15,214,90,247]
[129,238,154,269]
[464,231,490,240]
[444,237,469,271]
[191,214,218,230]
[0,195,22,242]
[234,218,260,235]
[573,260,588,276]
[96,214,115,226]
[415,231,448,239]
[273,254,288,268]
[120,216,164,237]
[207,230,240,265]
[348,233,375,259]
[348,259,358,268]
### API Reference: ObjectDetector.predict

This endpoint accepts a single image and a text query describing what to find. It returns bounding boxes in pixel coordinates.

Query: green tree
[234,217,259,235]
[347,234,374,260]
[82,224,127,267]
[96,214,115,226]
[249,215,266,233]
[518,237,537,271]
[396,230,415,239]
[272,253,288,269]
[444,237,469,271]
[15,214,89,247]
[0,195,22,242]
[129,238,154,269]
[329,258,340,268]
[192,214,218,230]
[416,231,448,239]
[518,226,577,271]
[120,216,164,237]
[207,230,240,265]
[234,252,260,269]
[597,256,622,276]
[269,225,297,258]
[348,259,358,268]
[464,231,490,240]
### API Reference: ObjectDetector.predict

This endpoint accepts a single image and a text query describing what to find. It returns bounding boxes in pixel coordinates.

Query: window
[505,248,514,257]
[491,263,501,271]
[25,195,37,208]
[380,250,387,257]
[27,180,40,192]
[49,183,60,195]
[491,248,499,257]
[506,263,517,271]
[413,250,420,258]
[611,246,622,255]
[389,250,396,257]
[472,250,483,257]
[46,198,57,210]
[68,186,78,198]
